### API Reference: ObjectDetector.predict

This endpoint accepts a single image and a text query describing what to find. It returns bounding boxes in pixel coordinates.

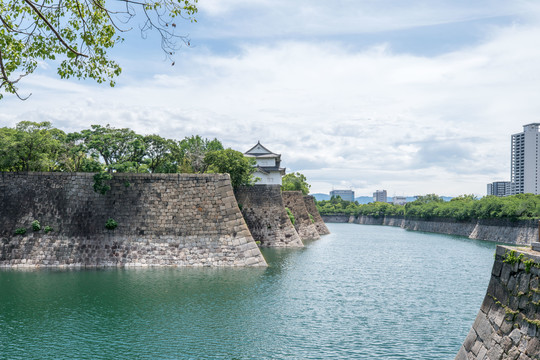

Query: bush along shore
[317,194,540,222]
[317,194,540,245]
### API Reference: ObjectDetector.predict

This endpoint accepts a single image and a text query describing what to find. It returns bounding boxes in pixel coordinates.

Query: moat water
[0,223,498,359]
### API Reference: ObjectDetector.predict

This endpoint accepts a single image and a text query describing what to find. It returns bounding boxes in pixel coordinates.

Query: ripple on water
[0,223,496,359]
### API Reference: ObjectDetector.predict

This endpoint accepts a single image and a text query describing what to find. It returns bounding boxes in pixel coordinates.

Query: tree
[0,121,65,171]
[179,135,223,173]
[204,149,256,188]
[0,0,198,100]
[143,134,178,173]
[281,172,311,195]
[79,124,145,172]
[56,131,102,172]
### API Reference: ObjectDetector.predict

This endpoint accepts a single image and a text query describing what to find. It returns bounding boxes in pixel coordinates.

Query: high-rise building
[511,124,540,195]
[487,181,511,197]
[330,190,355,202]
[373,190,387,203]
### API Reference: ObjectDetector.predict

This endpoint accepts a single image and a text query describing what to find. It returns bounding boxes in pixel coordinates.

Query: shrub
[15,227,27,235]
[32,220,41,231]
[93,171,113,195]
[285,207,295,225]
[44,226,53,233]
[105,218,118,230]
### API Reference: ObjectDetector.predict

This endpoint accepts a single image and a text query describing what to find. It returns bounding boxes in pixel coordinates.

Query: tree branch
[0,49,31,100]
[23,0,88,57]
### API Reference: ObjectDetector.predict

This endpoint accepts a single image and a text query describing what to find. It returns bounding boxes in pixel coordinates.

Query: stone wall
[303,195,330,235]
[282,191,320,241]
[0,172,267,268]
[321,215,355,223]
[355,216,539,245]
[234,185,303,247]
[455,245,540,360]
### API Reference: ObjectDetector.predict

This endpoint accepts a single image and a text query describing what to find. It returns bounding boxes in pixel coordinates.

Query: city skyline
[2,1,540,196]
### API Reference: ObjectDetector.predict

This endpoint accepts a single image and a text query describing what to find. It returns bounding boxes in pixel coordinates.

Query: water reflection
[0,223,497,359]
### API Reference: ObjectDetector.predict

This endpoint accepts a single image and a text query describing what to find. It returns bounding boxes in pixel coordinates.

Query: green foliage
[0,122,240,185]
[503,250,524,265]
[285,207,295,225]
[0,121,65,171]
[309,213,315,223]
[0,0,198,100]
[105,218,118,230]
[317,193,540,221]
[204,148,256,188]
[503,250,540,274]
[317,196,362,216]
[80,124,147,172]
[15,227,27,235]
[143,135,180,173]
[44,226,53,234]
[281,172,311,195]
[31,220,41,231]
[93,171,113,195]
[179,135,224,173]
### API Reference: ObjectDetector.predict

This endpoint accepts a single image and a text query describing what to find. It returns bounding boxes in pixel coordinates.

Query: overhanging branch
[23,0,88,57]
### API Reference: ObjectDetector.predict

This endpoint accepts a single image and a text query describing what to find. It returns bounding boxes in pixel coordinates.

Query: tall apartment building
[511,123,540,195]
[487,181,511,197]
[330,189,355,202]
[373,190,387,203]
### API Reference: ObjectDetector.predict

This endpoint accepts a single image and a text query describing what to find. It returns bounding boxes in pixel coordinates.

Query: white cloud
[3,5,540,197]
[196,0,530,38]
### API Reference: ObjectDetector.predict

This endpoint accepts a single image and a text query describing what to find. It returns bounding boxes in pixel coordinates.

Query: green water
[0,223,497,359]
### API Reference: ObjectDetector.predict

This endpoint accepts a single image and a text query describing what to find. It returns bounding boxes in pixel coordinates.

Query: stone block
[474,312,494,344]
[463,328,478,351]
[487,343,504,360]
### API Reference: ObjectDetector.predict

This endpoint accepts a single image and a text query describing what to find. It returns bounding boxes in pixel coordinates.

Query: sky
[2,0,540,197]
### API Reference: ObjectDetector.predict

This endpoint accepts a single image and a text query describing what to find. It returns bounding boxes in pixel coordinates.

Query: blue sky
[2,0,540,196]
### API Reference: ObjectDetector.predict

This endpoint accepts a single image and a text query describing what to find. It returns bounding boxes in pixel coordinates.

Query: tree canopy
[316,193,540,221]
[0,0,198,100]
[281,172,311,195]
[0,121,259,189]
[204,148,257,188]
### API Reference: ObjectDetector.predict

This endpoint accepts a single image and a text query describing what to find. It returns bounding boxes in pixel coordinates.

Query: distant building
[373,190,387,203]
[392,196,407,205]
[330,190,355,202]
[487,181,511,197]
[511,123,540,195]
[244,141,286,185]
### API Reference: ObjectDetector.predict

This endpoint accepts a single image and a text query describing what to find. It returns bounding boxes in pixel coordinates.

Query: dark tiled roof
[244,141,280,157]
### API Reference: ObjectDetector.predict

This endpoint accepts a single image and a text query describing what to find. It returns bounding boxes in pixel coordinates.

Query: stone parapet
[281,191,320,241]
[455,245,540,360]
[234,185,303,247]
[303,195,330,235]
[0,172,267,267]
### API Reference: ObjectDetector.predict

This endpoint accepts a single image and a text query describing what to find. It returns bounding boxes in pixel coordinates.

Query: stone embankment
[304,196,330,235]
[456,245,540,360]
[323,214,538,245]
[234,185,303,247]
[282,191,320,241]
[321,214,355,223]
[0,172,267,268]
